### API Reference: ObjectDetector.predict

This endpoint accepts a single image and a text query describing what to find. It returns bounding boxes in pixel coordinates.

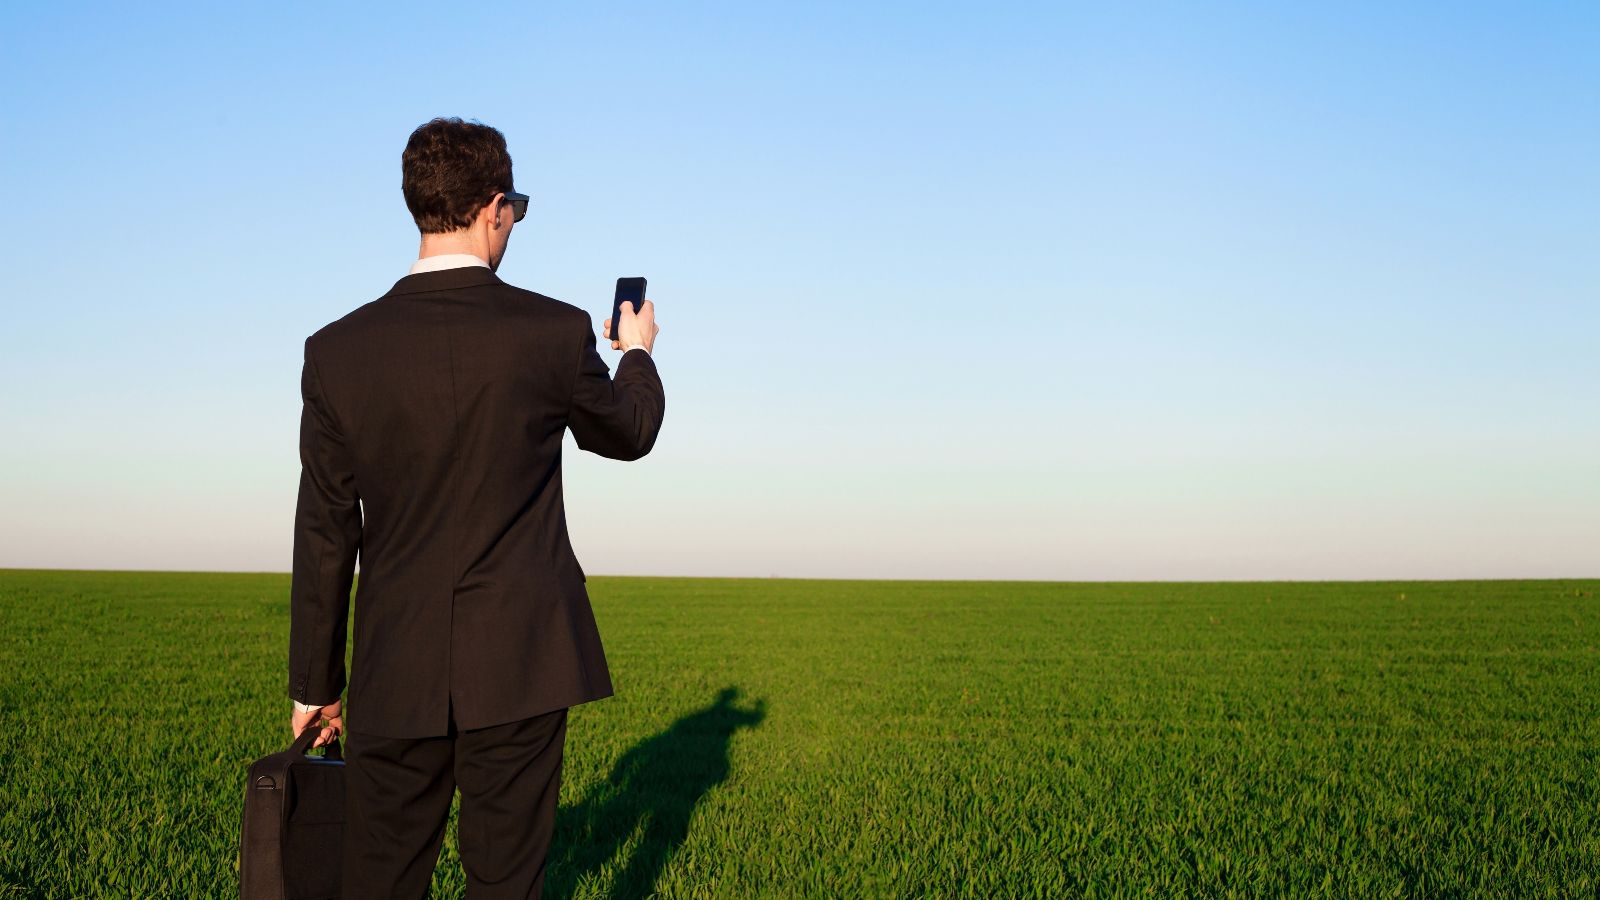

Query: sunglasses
[502,191,529,223]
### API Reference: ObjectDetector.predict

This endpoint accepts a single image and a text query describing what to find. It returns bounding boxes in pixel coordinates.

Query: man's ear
[487,191,507,229]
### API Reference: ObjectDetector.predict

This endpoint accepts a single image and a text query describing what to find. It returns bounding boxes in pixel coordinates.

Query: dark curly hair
[401,117,515,234]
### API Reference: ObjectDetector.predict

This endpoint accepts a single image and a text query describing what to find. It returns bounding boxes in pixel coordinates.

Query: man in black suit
[285,116,664,898]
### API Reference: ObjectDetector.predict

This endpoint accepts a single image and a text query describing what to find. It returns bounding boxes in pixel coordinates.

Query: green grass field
[1,570,1597,897]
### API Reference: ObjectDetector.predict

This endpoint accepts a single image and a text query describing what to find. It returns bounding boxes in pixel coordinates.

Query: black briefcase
[239,725,346,899]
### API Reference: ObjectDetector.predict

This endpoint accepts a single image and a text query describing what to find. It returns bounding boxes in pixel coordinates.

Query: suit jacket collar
[384,264,505,297]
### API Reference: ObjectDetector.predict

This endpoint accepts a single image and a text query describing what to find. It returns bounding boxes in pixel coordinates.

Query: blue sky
[1,1,1595,579]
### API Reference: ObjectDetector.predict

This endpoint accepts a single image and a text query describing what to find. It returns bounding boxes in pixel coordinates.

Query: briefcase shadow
[546,686,766,899]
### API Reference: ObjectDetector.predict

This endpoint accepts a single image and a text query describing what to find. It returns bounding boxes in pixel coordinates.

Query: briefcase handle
[290,724,343,761]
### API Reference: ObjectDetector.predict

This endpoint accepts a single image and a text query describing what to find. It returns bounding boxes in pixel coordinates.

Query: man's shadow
[546,687,766,899]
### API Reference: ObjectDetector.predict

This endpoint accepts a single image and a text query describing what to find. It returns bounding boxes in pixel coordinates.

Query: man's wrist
[622,343,649,355]
[293,698,333,713]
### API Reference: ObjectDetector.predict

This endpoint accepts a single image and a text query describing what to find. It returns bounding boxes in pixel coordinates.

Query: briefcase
[239,725,345,900]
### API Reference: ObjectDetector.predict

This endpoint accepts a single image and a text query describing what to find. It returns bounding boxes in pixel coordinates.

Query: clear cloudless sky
[1,1,1595,580]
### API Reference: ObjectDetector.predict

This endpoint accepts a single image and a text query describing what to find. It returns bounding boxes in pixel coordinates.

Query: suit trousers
[342,698,568,899]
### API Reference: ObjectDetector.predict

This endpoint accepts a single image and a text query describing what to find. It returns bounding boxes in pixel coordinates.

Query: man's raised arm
[568,313,666,461]
[288,336,361,709]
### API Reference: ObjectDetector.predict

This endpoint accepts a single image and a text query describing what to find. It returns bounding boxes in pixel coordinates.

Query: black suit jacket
[287,264,664,738]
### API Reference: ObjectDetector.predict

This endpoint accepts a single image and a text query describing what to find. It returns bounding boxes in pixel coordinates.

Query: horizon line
[1,566,1594,586]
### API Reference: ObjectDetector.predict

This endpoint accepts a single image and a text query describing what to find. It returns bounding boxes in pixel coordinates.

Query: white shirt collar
[410,253,490,274]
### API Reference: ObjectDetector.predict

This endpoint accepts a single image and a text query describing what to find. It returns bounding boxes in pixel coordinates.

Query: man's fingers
[609,299,653,349]
[307,715,343,747]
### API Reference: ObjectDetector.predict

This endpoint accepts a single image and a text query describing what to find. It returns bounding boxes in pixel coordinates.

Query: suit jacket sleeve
[288,335,362,705]
[568,315,666,461]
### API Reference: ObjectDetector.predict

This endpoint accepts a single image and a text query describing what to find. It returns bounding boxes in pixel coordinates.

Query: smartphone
[610,277,647,346]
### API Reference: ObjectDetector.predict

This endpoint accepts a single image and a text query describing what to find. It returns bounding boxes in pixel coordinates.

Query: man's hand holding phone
[603,297,659,354]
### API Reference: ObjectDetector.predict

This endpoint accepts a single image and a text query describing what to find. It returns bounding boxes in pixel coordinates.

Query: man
[286,116,664,898]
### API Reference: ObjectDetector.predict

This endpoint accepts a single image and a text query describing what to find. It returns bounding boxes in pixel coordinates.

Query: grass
[1,569,1597,897]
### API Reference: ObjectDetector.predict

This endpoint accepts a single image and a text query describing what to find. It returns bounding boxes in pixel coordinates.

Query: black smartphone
[610,277,647,345]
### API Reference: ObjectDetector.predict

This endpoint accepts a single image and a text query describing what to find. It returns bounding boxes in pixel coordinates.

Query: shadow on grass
[546,686,767,899]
